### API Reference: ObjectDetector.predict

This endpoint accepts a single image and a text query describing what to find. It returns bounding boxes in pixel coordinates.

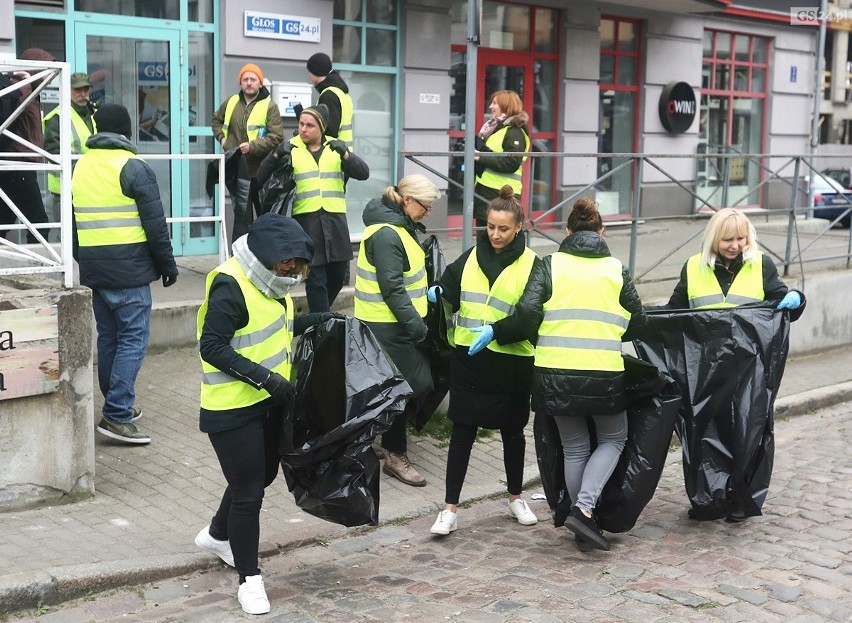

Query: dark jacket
[474,111,530,219]
[358,195,432,397]
[314,72,351,141]
[211,86,284,177]
[493,230,647,418]
[198,216,322,433]
[72,132,178,290]
[43,100,97,158]
[1,48,54,157]
[665,253,806,322]
[439,232,539,428]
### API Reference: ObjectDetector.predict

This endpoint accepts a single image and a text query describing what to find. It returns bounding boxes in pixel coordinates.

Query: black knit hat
[299,104,329,135]
[306,53,333,77]
[94,104,132,139]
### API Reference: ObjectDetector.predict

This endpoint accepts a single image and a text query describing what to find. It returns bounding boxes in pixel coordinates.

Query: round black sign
[659,81,697,133]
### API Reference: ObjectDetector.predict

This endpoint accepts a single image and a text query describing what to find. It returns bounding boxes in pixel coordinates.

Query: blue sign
[138,62,169,83]
[244,11,321,43]
[790,66,798,83]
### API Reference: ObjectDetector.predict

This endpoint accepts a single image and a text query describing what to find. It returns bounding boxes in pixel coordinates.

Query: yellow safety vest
[322,85,354,149]
[197,257,294,411]
[71,149,148,248]
[454,247,537,357]
[534,252,630,372]
[290,137,346,215]
[686,253,764,309]
[354,223,428,322]
[43,106,95,194]
[475,126,530,195]
[222,95,271,141]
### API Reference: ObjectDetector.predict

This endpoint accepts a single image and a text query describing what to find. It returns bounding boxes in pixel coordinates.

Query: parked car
[812,174,852,228]
[821,167,852,190]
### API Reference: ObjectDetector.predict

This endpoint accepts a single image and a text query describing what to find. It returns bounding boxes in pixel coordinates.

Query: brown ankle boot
[383,452,426,487]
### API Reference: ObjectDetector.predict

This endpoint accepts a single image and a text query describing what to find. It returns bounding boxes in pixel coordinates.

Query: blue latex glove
[776,291,802,310]
[427,285,442,304]
[467,325,494,356]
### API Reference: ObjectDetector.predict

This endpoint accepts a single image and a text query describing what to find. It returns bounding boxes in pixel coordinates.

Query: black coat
[439,232,539,428]
[493,231,647,418]
[665,253,806,322]
[314,72,351,141]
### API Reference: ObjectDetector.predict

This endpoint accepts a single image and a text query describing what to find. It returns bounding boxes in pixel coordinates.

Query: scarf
[232,235,301,299]
[478,114,506,140]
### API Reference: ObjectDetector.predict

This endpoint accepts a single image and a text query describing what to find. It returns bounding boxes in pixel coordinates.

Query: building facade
[3,0,818,255]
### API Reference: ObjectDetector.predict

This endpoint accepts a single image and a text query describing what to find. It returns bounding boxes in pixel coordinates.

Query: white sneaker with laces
[194,525,235,567]
[238,574,270,615]
[430,509,458,535]
[508,498,539,526]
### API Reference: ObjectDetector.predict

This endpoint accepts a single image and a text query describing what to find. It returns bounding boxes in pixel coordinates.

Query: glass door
[74,23,214,256]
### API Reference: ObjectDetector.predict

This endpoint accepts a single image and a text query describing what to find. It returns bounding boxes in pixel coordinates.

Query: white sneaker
[194,525,235,567]
[430,509,458,536]
[238,574,270,615]
[509,499,539,526]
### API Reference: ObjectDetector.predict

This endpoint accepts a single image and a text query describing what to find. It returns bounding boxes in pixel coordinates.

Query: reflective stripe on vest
[686,252,764,309]
[454,247,537,357]
[354,223,427,322]
[197,257,294,411]
[222,95,270,141]
[322,85,354,149]
[71,149,148,248]
[290,138,346,214]
[534,252,629,372]
[43,106,95,194]
[475,126,530,194]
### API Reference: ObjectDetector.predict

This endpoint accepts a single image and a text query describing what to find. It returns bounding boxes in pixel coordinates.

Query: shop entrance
[74,23,215,256]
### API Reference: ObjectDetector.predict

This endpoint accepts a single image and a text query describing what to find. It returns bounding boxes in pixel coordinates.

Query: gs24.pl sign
[244,11,321,43]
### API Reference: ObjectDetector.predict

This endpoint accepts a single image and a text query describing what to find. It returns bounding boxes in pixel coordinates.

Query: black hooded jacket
[314,72,351,141]
[198,215,322,433]
[492,230,647,418]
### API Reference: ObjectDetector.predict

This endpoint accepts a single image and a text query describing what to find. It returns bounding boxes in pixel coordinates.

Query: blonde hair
[384,174,442,205]
[700,208,758,267]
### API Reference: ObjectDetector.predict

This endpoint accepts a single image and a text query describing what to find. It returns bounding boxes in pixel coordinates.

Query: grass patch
[411,410,494,442]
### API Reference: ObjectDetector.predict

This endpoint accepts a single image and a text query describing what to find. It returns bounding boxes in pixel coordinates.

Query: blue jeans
[92,286,152,424]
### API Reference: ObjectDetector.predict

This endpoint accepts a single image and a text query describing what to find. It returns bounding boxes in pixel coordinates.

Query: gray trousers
[554,412,627,513]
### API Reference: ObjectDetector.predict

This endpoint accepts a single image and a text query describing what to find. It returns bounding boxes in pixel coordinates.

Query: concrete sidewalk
[2,338,852,614]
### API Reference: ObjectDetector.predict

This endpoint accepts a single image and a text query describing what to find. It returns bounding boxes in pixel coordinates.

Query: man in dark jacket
[306,53,354,148]
[0,47,54,243]
[211,64,284,242]
[71,104,179,445]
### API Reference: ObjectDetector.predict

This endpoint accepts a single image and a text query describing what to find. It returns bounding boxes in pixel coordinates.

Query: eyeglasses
[411,197,432,213]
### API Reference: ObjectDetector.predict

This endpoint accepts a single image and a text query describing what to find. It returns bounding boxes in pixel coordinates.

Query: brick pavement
[6,401,851,622]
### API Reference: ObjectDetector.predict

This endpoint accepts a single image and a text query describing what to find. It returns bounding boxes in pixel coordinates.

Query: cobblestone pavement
[8,401,851,623]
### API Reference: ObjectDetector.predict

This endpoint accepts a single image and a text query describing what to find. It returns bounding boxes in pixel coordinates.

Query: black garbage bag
[409,235,452,430]
[632,306,791,520]
[534,355,681,533]
[280,316,413,527]
[258,153,295,216]
[205,148,244,199]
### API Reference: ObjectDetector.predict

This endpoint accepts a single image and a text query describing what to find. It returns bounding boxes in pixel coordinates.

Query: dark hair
[487,184,524,225]
[566,197,603,232]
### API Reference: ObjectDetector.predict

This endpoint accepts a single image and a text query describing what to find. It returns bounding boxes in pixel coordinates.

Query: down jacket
[492,230,647,418]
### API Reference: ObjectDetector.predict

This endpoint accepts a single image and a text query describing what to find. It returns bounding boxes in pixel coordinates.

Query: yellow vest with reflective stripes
[534,252,630,372]
[71,149,148,248]
[197,257,294,411]
[455,247,537,357]
[222,95,271,142]
[354,224,427,322]
[475,126,530,194]
[290,137,347,215]
[322,85,354,148]
[43,106,95,194]
[686,252,764,309]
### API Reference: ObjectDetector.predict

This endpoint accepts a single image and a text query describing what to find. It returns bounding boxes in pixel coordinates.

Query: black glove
[262,371,295,403]
[274,141,293,158]
[328,140,348,157]
[293,103,303,118]
[162,274,177,288]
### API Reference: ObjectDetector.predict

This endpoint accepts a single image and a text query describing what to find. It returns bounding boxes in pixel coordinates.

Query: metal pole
[628,157,643,276]
[809,0,828,215]
[462,0,480,249]
[784,157,801,277]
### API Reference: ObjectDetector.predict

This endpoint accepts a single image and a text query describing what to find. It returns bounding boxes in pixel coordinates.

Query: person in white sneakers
[428,186,540,537]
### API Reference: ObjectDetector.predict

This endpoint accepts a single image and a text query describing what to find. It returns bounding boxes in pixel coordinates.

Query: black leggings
[444,421,526,505]
[207,412,281,580]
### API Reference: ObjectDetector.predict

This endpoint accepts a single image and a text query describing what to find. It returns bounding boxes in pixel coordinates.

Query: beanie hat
[300,104,329,135]
[306,53,333,77]
[94,103,132,138]
[238,63,264,84]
